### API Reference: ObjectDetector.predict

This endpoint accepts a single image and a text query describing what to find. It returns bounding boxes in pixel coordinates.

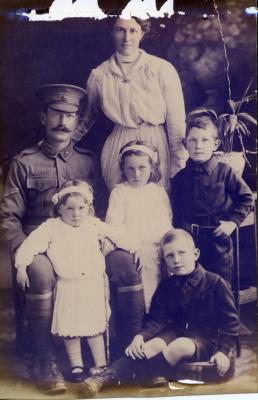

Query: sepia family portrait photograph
[0,1,257,399]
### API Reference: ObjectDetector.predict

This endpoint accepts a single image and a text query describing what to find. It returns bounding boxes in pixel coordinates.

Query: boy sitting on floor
[80,228,239,395]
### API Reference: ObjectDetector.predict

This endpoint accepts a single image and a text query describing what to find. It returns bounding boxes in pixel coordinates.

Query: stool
[174,347,236,383]
[175,360,235,383]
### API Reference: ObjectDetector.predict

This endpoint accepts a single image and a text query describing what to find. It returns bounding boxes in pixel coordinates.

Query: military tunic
[0,140,97,253]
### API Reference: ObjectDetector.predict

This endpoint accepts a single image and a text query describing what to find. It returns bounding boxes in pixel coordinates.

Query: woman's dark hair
[106,16,151,35]
[119,140,161,183]
[52,179,94,218]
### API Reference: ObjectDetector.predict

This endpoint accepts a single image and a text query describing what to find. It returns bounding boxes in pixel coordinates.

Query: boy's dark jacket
[139,264,239,356]
[170,156,254,228]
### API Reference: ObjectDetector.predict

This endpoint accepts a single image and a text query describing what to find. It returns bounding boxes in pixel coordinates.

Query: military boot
[39,359,67,395]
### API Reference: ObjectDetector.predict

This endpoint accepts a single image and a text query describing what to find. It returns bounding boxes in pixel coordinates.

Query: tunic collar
[41,140,74,161]
[186,155,218,176]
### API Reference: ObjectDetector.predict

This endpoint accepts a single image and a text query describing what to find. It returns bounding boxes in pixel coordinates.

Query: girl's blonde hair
[119,140,161,183]
[52,179,95,217]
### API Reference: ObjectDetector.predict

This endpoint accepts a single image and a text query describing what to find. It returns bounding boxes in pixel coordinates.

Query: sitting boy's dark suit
[78,230,240,396]
[140,263,239,361]
[171,156,254,281]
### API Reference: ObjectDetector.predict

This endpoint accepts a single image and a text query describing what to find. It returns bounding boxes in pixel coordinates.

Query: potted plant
[215,83,257,176]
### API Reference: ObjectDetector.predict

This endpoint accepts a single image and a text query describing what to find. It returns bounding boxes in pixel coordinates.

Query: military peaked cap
[36,84,87,113]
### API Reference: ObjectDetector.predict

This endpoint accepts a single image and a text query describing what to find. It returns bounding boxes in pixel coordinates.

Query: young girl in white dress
[106,141,173,313]
[15,180,133,383]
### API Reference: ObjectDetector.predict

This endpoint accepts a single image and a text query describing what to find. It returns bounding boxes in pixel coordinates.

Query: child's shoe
[79,366,117,398]
[68,366,86,383]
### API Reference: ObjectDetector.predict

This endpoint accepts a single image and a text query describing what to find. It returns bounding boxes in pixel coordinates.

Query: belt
[184,222,217,236]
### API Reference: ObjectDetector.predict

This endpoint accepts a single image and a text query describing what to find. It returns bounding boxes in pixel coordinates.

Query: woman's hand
[125,335,145,360]
[99,237,116,256]
[210,351,230,376]
[133,250,144,273]
[16,267,30,291]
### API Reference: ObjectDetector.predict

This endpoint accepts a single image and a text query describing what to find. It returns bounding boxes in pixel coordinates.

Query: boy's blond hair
[161,228,195,250]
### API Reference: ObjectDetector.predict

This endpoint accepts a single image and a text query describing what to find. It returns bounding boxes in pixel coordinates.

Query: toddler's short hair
[186,108,219,139]
[161,228,195,250]
[52,179,94,217]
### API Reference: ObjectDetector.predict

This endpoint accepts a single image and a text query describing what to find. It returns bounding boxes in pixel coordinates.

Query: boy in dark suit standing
[170,109,253,282]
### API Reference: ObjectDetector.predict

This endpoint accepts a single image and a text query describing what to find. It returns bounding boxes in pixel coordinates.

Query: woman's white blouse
[80,50,186,176]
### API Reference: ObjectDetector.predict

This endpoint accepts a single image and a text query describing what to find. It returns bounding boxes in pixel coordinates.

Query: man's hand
[214,221,237,238]
[16,267,30,291]
[210,351,230,376]
[125,335,145,360]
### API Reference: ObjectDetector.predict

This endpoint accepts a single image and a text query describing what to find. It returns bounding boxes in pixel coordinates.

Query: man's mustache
[52,126,71,133]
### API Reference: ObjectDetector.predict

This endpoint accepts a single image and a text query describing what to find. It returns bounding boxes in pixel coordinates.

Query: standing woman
[75,17,187,191]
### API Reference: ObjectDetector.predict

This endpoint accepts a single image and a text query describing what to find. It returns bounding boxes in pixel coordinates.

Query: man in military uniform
[0,84,101,394]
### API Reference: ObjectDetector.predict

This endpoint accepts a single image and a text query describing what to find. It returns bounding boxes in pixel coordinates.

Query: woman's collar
[109,49,147,78]
[115,50,141,64]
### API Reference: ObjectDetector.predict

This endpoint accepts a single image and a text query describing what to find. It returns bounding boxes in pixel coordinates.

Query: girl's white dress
[106,182,173,312]
[15,216,131,337]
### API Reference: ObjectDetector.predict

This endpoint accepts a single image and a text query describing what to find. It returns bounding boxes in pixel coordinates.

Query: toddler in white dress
[15,180,133,382]
[106,141,173,312]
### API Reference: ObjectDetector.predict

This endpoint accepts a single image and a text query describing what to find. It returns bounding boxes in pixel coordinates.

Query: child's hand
[133,250,144,273]
[214,221,237,237]
[16,267,30,291]
[210,351,230,376]
[125,335,145,360]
